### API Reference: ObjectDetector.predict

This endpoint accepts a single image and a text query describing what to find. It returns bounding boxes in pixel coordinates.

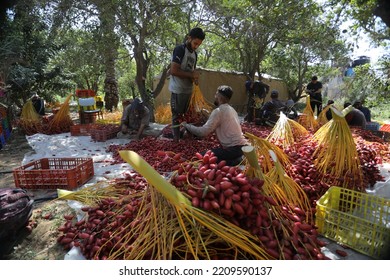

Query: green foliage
[1,2,74,107]
[0,0,388,121]
[49,29,104,92]
[326,0,390,42]
[337,61,389,121]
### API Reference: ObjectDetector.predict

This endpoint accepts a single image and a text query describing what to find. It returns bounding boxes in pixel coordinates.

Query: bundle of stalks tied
[266,112,309,151]
[317,104,332,126]
[154,103,172,124]
[57,151,273,260]
[312,106,364,190]
[242,145,327,259]
[18,100,42,134]
[48,93,74,133]
[298,96,319,131]
[245,132,290,173]
[168,147,326,259]
[119,150,272,260]
[185,84,213,124]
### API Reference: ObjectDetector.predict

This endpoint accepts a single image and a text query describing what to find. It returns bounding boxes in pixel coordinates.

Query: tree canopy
[0,0,388,120]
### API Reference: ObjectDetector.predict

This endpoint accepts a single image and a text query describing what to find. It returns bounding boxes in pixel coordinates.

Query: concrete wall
[153,68,288,115]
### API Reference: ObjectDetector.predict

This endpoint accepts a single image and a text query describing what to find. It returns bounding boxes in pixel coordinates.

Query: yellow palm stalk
[317,104,332,126]
[298,96,319,131]
[119,150,272,259]
[189,84,213,113]
[154,103,172,124]
[245,132,290,172]
[242,146,289,206]
[96,110,122,124]
[266,112,309,150]
[266,150,312,222]
[312,107,363,190]
[49,93,73,129]
[57,181,133,206]
[21,100,40,122]
[58,179,254,259]
[19,100,42,134]
[186,84,213,124]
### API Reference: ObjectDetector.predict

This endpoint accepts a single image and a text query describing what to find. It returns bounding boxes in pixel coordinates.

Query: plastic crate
[70,123,98,136]
[90,125,120,142]
[379,124,390,133]
[13,157,94,190]
[316,186,390,259]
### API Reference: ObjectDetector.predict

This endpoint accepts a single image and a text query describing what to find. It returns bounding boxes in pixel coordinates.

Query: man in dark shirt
[169,27,205,141]
[344,102,367,129]
[325,99,334,120]
[353,101,371,122]
[306,76,323,116]
[261,90,285,124]
[245,79,270,122]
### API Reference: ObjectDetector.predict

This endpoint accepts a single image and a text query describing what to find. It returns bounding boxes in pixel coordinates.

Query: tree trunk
[99,2,119,112]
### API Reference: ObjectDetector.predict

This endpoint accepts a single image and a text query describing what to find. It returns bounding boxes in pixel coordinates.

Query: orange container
[13,158,94,190]
[70,123,98,136]
[90,125,120,142]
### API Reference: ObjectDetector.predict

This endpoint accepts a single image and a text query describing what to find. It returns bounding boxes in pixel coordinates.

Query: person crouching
[118,98,150,140]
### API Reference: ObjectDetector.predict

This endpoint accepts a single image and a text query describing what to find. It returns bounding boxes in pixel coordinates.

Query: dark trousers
[246,94,255,122]
[171,92,192,140]
[209,145,245,166]
[310,100,322,116]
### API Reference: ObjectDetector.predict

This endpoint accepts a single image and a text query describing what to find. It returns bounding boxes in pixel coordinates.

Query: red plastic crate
[90,125,120,142]
[379,124,390,133]
[70,123,98,136]
[13,158,94,190]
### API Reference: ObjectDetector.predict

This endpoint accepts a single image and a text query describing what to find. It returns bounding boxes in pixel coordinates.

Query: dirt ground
[0,128,72,260]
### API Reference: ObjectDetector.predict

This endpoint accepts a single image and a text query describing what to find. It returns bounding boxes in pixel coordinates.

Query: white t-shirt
[185,103,248,148]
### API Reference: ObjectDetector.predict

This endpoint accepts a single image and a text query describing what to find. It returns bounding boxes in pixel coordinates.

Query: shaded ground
[0,128,33,188]
[0,128,72,259]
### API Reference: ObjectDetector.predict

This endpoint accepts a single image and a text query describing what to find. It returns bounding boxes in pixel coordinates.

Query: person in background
[244,79,270,122]
[169,27,206,142]
[344,102,367,129]
[325,99,334,120]
[261,90,285,124]
[118,98,150,140]
[182,85,248,166]
[353,100,371,122]
[31,93,45,116]
[306,75,323,116]
[284,98,298,120]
